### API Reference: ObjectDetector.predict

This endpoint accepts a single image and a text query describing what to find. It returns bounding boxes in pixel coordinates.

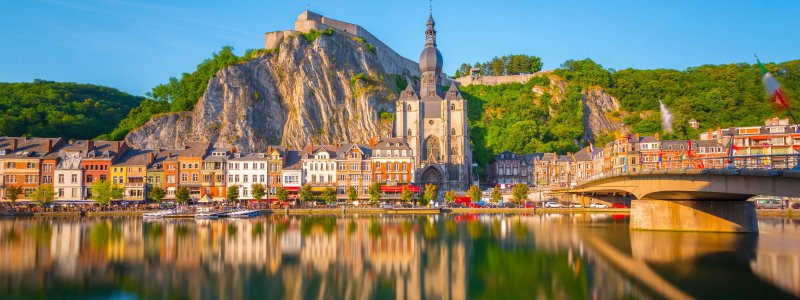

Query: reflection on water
[0,214,798,300]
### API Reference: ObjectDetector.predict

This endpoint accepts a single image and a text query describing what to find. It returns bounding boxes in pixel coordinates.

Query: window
[43,164,52,172]
[451,103,455,110]
[181,173,187,181]
[27,162,36,169]
[243,175,248,183]
[451,128,456,135]
[167,175,175,183]
[58,174,65,183]
[407,128,412,136]
[407,104,411,110]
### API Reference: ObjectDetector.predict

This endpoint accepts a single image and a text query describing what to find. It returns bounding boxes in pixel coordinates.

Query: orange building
[266,146,285,200]
[201,147,230,201]
[177,142,209,201]
[0,137,63,200]
[162,150,183,200]
[335,144,373,200]
[81,141,128,198]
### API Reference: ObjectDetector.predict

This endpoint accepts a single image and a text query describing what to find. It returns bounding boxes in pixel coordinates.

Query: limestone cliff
[581,86,624,142]
[125,31,418,151]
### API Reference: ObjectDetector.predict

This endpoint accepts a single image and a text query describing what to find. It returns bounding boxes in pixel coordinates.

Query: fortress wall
[264,30,296,49]
[454,74,536,86]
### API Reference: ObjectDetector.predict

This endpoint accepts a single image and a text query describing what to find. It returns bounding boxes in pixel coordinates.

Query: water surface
[0,214,798,299]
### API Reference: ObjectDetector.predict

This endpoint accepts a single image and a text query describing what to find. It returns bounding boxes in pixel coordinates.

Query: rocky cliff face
[126,32,418,151]
[581,86,623,142]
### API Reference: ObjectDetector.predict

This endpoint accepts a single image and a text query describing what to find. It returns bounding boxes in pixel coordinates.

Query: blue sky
[1,0,799,96]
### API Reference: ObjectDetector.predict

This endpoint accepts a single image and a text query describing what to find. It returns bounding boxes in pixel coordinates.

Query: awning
[283,186,299,192]
[380,185,420,193]
[455,196,472,204]
[198,194,212,203]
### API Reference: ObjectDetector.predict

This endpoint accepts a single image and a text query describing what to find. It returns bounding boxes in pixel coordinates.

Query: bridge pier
[630,200,758,233]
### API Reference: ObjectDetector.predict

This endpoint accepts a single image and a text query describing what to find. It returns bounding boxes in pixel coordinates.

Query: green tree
[322,187,337,205]
[367,182,382,206]
[33,185,56,208]
[401,186,413,205]
[226,185,239,204]
[175,186,190,205]
[491,186,501,203]
[422,184,438,207]
[90,180,113,206]
[4,185,22,214]
[276,186,289,203]
[444,190,456,205]
[491,56,505,76]
[251,183,266,205]
[347,186,358,203]
[148,186,166,203]
[299,184,313,204]
[512,183,529,206]
[111,184,124,202]
[468,185,482,202]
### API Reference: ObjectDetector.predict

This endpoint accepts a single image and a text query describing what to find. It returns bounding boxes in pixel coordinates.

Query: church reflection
[0,214,798,299]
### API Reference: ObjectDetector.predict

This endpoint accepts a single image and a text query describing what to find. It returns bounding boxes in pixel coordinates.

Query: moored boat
[226,209,260,218]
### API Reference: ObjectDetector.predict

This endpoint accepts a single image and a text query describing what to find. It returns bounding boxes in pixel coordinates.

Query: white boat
[195,211,221,219]
[226,209,260,218]
[143,209,176,219]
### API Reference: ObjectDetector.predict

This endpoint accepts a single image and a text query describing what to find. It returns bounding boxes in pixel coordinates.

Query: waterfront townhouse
[227,152,269,201]
[574,147,593,182]
[695,140,727,168]
[371,138,414,185]
[281,150,303,200]
[202,148,230,201]
[177,142,209,200]
[609,135,641,174]
[162,150,183,200]
[146,150,169,191]
[81,141,128,197]
[54,140,88,201]
[534,153,557,187]
[636,134,661,171]
[554,154,576,187]
[0,137,63,200]
[659,140,697,169]
[488,151,536,188]
[266,146,285,200]
[700,117,800,156]
[335,143,373,199]
[301,144,338,190]
[114,149,155,202]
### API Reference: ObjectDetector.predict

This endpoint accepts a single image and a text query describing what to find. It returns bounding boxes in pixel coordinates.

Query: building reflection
[0,215,797,299]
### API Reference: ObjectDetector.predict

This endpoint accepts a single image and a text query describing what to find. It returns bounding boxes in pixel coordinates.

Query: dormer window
[450,103,455,110]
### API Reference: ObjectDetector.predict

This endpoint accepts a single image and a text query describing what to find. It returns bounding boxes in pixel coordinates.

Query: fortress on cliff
[265,10,420,77]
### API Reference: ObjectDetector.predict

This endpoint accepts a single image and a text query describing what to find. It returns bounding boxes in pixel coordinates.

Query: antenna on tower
[429,0,433,13]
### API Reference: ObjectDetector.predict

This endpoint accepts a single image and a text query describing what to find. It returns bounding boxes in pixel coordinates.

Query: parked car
[524,201,535,208]
[544,201,561,208]
[792,202,800,209]
[611,203,628,209]
[589,203,609,208]
[569,203,584,208]
[753,197,782,209]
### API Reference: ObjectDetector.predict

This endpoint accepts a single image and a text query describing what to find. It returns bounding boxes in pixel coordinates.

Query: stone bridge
[563,168,800,233]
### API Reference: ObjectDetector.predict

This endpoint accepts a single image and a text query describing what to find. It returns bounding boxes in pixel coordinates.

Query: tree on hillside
[468,185,482,202]
[148,186,166,203]
[512,183,529,207]
[458,63,472,78]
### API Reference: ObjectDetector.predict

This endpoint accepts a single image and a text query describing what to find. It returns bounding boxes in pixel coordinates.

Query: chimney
[9,138,17,151]
[716,127,723,142]
[654,132,660,141]
[86,140,94,152]
[635,133,640,142]
[231,146,237,154]
[148,152,155,164]
[267,146,272,154]
[44,139,53,153]
[707,129,713,140]
[368,138,377,148]
[113,141,121,153]
[167,152,172,158]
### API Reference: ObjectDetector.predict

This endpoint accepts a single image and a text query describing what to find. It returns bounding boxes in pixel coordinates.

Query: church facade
[395,14,473,191]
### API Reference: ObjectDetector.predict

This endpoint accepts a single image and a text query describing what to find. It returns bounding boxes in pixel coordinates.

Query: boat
[195,211,222,219]
[226,209,261,218]
[143,209,176,219]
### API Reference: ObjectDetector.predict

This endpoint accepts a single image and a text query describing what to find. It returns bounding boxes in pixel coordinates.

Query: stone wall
[264,30,296,49]
[454,73,540,86]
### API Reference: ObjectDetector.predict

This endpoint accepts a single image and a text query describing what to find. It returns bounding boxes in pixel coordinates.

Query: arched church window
[424,136,440,162]
[451,147,456,155]
[407,104,411,111]
[450,103,455,110]
[407,128,412,136]
[451,128,456,135]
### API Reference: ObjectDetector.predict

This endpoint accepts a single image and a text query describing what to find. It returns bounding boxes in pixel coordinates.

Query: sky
[1,0,799,96]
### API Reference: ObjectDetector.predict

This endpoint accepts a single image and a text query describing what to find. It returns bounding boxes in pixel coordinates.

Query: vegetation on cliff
[456,54,543,78]
[0,80,143,140]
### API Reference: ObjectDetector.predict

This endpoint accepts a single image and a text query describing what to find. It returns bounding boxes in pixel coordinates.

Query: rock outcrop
[126,31,418,151]
[581,86,624,142]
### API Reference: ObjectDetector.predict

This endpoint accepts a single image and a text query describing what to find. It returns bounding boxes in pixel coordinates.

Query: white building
[227,153,270,201]
[301,145,339,187]
[281,150,303,196]
[54,141,86,201]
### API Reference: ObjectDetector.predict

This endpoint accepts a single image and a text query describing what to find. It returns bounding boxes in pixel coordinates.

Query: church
[395,13,473,191]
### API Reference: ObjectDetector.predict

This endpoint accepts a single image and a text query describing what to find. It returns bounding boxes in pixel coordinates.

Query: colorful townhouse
[371,137,415,189]
[54,140,89,201]
[0,137,63,200]
[162,150,183,200]
[280,150,303,200]
[113,149,155,201]
[301,144,339,191]
[146,150,169,192]
[202,147,230,201]
[487,151,536,187]
[700,117,800,156]
[574,147,593,182]
[335,143,372,199]
[177,142,209,201]
[81,141,128,198]
[266,146,285,199]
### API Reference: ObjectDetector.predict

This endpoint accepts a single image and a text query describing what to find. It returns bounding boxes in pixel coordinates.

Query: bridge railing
[576,154,799,186]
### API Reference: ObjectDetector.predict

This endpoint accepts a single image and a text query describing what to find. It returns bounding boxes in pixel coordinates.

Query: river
[0,213,798,299]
